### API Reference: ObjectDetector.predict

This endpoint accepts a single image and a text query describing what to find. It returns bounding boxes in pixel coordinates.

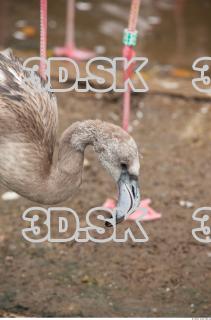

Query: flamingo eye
[121,163,128,171]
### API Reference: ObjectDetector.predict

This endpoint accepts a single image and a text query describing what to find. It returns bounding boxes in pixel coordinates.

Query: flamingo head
[93,122,141,225]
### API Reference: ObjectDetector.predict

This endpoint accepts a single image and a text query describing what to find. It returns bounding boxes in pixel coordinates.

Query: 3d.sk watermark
[192,56,211,94]
[23,56,149,93]
[23,56,211,94]
[192,207,211,244]
[22,206,149,244]
[22,205,211,244]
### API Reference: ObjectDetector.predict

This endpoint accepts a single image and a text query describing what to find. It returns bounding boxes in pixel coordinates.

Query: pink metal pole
[122,0,141,131]
[122,47,135,131]
[40,0,47,79]
[65,0,75,49]
[128,0,141,31]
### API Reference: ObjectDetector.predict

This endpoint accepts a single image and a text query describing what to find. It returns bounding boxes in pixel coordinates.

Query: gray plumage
[0,50,140,205]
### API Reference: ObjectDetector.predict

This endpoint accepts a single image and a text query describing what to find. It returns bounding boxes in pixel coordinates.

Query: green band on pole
[123,29,138,46]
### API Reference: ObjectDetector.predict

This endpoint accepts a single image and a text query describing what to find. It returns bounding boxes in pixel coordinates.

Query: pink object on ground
[103,198,162,222]
[54,46,95,61]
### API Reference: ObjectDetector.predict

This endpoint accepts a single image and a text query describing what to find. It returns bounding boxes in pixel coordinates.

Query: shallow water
[1,0,211,68]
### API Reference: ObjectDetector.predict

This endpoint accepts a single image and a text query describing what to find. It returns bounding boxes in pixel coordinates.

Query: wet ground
[1,0,211,68]
[0,0,211,317]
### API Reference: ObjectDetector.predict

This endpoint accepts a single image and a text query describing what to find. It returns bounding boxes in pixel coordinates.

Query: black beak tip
[105,216,125,228]
[104,171,140,228]
[105,220,113,228]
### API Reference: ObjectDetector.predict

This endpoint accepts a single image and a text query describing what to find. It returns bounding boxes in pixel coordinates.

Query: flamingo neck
[38,120,98,204]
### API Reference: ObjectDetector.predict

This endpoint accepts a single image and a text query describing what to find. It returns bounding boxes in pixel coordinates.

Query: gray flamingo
[0,50,140,224]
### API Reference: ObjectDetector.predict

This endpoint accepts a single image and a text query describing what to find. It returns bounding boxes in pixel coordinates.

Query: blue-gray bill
[105,170,140,227]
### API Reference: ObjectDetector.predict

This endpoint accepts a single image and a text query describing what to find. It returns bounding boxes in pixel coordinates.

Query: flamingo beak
[105,169,140,227]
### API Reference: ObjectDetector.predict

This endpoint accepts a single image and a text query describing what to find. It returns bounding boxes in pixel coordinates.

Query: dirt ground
[0,89,211,317]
